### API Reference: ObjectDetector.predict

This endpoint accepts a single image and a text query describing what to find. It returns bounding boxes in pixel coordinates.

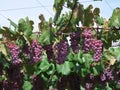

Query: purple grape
[6,64,24,89]
[85,83,93,90]
[3,80,12,90]
[82,29,93,39]
[3,80,23,90]
[43,44,53,62]
[104,67,114,81]
[90,73,94,80]
[32,75,45,90]
[117,80,120,86]
[101,66,114,81]
[70,32,80,54]
[29,39,43,64]
[82,29,93,53]
[83,39,92,53]
[22,44,30,58]
[91,39,103,62]
[101,73,106,81]
[6,65,22,81]
[7,43,21,65]
[55,40,69,64]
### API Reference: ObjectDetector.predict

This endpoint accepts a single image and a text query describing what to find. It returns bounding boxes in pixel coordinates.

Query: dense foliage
[0,0,120,89]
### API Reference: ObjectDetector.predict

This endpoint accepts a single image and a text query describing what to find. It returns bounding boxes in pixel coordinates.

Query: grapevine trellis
[0,0,120,90]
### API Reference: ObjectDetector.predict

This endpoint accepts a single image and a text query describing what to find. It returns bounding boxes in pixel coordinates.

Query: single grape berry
[85,83,93,90]
[29,39,43,64]
[101,73,106,81]
[70,32,80,54]
[55,40,69,64]
[7,43,21,65]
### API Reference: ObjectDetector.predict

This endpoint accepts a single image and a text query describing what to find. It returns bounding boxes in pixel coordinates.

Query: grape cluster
[100,67,114,81]
[89,73,94,80]
[32,75,45,90]
[3,65,24,90]
[82,29,93,53]
[70,32,80,54]
[117,80,120,86]
[7,43,21,65]
[22,44,30,58]
[29,39,43,64]
[85,83,93,90]
[92,39,103,62]
[55,40,69,64]
[2,80,23,90]
[43,44,53,62]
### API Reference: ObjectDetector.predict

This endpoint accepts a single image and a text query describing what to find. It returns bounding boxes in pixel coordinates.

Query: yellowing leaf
[109,55,116,65]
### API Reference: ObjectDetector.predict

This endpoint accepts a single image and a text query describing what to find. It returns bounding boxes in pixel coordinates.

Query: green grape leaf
[81,68,87,77]
[18,17,33,38]
[82,53,93,68]
[109,47,120,62]
[106,82,112,90]
[39,55,50,72]
[78,4,84,24]
[8,18,18,31]
[51,75,58,82]
[47,63,55,75]
[93,67,99,76]
[38,30,53,45]
[0,52,9,68]
[22,81,32,90]
[109,8,120,27]
[67,50,74,61]
[96,16,103,25]
[56,61,72,75]
[84,5,94,26]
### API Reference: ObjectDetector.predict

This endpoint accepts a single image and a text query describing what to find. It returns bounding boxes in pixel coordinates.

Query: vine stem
[48,70,56,83]
[32,26,120,35]
[78,26,120,31]
[63,0,77,31]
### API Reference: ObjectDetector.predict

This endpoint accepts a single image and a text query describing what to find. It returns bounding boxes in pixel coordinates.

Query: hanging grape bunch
[43,44,53,62]
[91,39,103,62]
[82,29,93,53]
[7,43,21,65]
[29,39,43,64]
[4,64,24,90]
[22,44,30,58]
[55,40,69,64]
[70,32,80,54]
[32,75,45,90]
[100,66,114,83]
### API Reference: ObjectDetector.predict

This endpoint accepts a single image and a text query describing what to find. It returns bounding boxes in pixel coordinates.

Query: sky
[0,0,120,31]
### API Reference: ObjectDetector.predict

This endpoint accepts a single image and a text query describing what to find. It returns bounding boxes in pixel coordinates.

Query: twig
[63,0,77,31]
[48,70,56,83]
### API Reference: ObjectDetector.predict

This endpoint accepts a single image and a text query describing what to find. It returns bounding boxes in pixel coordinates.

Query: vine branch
[63,0,78,31]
